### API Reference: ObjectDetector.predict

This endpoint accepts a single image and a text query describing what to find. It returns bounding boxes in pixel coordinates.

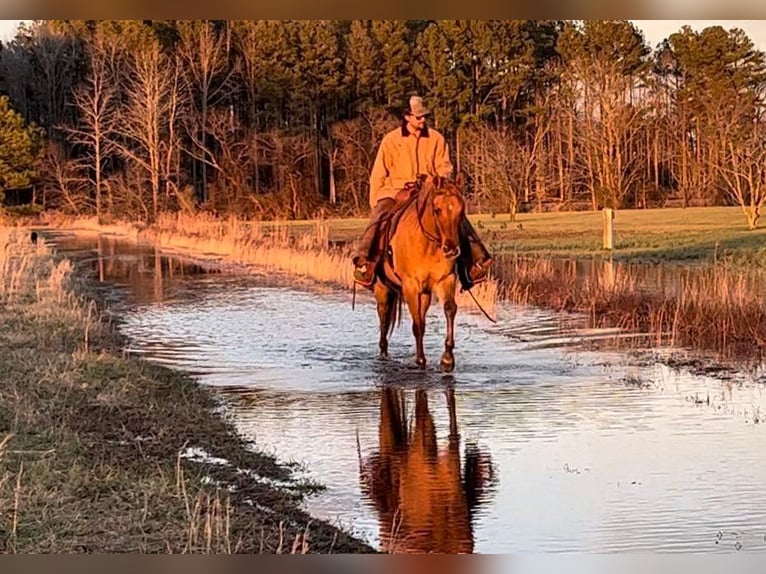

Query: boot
[458,217,493,290]
[467,256,493,285]
[353,257,376,288]
[352,198,395,289]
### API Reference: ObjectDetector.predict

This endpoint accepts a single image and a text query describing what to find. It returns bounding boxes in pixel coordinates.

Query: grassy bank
[479,206,766,265]
[0,227,372,553]
[495,256,766,364]
[230,205,766,266]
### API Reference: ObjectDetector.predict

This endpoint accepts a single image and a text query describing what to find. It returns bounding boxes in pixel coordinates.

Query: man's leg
[353,198,395,286]
[458,216,494,290]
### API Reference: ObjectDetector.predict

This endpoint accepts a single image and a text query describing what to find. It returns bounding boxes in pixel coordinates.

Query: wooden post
[602,207,614,250]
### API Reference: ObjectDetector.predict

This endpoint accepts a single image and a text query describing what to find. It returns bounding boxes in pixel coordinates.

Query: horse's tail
[387,289,402,338]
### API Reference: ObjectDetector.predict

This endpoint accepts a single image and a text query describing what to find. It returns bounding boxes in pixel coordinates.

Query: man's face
[405,112,428,133]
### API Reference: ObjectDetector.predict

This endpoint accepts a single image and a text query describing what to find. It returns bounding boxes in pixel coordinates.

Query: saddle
[372,190,420,291]
[371,182,477,293]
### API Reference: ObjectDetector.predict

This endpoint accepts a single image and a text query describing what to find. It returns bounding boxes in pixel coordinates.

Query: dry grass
[0,226,372,553]
[45,212,499,319]
[497,255,766,362]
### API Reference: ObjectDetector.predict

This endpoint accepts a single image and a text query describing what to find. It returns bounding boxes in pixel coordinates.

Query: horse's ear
[455,172,464,188]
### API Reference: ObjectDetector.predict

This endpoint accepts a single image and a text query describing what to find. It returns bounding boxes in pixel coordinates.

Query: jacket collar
[400,123,430,138]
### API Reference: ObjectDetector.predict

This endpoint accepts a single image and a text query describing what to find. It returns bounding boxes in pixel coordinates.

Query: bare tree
[39,141,91,214]
[160,56,185,211]
[177,20,231,206]
[462,124,530,218]
[115,26,179,220]
[192,108,252,211]
[718,124,766,229]
[329,105,398,215]
[565,58,647,209]
[64,22,122,218]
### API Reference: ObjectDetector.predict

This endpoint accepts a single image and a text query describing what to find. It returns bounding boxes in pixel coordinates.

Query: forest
[1,20,765,228]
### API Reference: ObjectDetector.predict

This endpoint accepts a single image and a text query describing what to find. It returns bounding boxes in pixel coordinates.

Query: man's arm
[369,135,392,208]
[434,132,454,178]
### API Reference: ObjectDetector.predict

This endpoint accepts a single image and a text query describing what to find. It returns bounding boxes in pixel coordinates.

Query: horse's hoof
[440,354,455,373]
[378,350,389,360]
[416,357,427,369]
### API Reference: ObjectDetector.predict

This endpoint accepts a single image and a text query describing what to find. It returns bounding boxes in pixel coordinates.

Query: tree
[115,22,180,220]
[345,20,383,104]
[557,20,650,209]
[0,21,85,141]
[668,25,766,206]
[371,20,416,107]
[291,20,346,200]
[65,21,123,217]
[176,20,231,206]
[0,95,43,196]
[717,111,766,229]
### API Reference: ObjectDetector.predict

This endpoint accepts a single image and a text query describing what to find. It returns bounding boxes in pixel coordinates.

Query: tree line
[1,20,765,228]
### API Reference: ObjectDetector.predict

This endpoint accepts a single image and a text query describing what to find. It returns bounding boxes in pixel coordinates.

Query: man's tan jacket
[369,125,453,208]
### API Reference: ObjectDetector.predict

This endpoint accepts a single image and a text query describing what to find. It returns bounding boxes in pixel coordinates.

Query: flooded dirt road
[47,231,766,553]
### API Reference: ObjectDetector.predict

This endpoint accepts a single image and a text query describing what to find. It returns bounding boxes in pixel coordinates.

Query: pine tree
[0,95,43,195]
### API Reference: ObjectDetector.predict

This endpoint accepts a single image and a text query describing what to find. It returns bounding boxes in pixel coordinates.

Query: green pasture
[267,206,766,267]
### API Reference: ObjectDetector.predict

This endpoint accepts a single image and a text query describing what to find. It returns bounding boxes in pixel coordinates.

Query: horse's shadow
[358,382,496,553]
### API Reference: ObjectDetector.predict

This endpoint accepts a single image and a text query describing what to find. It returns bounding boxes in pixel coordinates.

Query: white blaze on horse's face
[431,184,464,259]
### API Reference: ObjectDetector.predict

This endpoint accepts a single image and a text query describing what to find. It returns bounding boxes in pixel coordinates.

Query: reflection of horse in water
[359,386,494,553]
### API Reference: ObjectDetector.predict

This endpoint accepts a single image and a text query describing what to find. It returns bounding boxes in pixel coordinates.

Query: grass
[0,227,373,553]
[496,255,766,364]
[43,206,766,267]
[302,206,766,266]
[481,206,766,264]
[44,212,500,319]
[158,206,763,266]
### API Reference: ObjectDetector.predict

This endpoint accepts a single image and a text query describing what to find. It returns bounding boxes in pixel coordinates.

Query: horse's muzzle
[441,244,460,259]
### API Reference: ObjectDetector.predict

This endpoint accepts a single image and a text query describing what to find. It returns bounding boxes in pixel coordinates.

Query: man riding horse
[352,95,494,290]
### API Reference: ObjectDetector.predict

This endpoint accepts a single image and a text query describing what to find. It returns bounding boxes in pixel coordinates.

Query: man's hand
[395,188,411,202]
[396,181,418,202]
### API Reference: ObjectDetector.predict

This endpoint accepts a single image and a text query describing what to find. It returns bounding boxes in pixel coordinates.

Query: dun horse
[374,174,466,371]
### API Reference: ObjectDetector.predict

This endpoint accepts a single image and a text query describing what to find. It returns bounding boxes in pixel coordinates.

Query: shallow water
[47,231,766,553]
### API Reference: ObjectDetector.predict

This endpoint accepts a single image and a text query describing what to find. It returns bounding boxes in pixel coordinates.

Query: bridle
[415,179,463,255]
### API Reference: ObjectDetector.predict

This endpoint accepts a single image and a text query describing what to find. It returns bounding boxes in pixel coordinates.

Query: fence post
[602,207,614,250]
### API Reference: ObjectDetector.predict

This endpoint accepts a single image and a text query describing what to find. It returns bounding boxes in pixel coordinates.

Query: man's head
[403,95,431,133]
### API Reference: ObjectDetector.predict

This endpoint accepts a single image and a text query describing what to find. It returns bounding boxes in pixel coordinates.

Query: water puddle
[45,231,766,553]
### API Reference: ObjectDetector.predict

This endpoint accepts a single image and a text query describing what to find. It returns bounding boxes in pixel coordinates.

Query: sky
[1,19,765,51]
[632,19,766,50]
[0,19,22,40]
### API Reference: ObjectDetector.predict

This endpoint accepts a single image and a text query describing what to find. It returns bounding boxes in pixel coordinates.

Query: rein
[415,184,459,247]
[415,186,440,244]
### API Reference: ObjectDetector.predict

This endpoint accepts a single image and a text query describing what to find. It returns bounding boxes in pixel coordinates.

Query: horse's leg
[446,384,457,438]
[440,276,458,372]
[374,281,391,359]
[403,282,429,369]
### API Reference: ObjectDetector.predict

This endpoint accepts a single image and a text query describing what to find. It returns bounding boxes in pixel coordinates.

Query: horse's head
[427,174,466,259]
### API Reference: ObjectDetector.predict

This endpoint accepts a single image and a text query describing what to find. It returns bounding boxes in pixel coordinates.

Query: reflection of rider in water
[359,387,494,553]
